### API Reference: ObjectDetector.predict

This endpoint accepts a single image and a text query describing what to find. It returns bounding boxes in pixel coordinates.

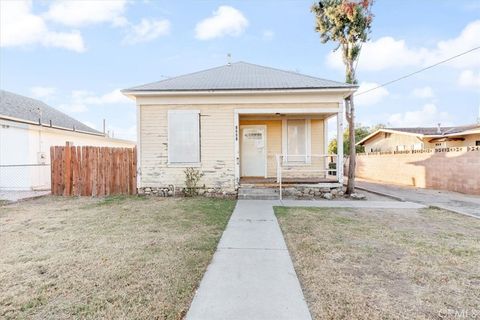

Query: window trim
[167,110,201,166]
[281,119,311,165]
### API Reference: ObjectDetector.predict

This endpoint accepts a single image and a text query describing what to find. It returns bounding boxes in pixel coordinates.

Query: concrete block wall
[351,147,480,195]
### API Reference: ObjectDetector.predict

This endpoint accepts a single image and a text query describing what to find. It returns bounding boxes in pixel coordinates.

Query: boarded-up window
[168,110,200,163]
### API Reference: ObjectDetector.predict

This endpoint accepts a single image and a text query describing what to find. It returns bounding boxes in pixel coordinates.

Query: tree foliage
[311,0,374,84]
[328,125,370,155]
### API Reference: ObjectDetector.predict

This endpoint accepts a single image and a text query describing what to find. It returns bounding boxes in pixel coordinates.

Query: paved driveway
[354,178,480,218]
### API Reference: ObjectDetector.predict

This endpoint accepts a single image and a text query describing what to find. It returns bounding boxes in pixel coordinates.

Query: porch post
[336,102,344,184]
[234,110,240,189]
[324,116,329,178]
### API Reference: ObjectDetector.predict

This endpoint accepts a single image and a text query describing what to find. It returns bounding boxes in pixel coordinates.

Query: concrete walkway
[186,200,312,320]
[354,179,480,218]
[186,199,425,320]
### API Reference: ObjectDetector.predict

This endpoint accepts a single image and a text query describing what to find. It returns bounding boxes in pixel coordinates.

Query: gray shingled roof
[123,61,356,92]
[0,90,101,135]
[386,125,480,136]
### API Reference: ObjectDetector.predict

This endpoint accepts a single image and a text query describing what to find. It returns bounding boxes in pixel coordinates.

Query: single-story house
[0,90,135,190]
[123,62,357,196]
[357,125,480,153]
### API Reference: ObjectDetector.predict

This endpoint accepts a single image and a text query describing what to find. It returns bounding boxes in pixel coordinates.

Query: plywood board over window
[168,110,200,165]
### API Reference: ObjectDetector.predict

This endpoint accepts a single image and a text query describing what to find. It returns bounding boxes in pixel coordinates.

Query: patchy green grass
[275,206,480,320]
[0,196,235,320]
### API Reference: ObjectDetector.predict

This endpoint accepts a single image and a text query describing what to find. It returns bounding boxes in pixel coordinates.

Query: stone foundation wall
[138,185,348,200]
[282,186,343,200]
[138,186,237,199]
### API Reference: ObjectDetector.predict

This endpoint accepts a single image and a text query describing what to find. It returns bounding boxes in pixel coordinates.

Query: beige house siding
[139,103,336,190]
[436,133,480,147]
[363,131,480,152]
[363,132,423,152]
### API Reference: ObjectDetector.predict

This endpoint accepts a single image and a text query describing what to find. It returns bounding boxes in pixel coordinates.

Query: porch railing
[275,154,338,200]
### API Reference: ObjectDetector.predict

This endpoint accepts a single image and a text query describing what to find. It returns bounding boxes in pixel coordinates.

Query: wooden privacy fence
[50,146,137,196]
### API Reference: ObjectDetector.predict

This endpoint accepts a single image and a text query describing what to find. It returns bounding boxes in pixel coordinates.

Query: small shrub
[184,167,204,197]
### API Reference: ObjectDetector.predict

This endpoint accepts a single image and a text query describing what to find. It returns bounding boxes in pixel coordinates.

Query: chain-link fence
[0,164,51,191]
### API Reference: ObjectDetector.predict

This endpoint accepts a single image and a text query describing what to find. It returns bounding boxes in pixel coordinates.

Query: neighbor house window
[168,110,200,164]
[412,143,423,150]
[475,140,480,146]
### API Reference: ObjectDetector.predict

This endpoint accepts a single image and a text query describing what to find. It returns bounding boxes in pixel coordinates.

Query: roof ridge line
[122,63,235,92]
[235,61,353,86]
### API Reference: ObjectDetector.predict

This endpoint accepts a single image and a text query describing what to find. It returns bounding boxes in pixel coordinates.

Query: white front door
[240,125,266,177]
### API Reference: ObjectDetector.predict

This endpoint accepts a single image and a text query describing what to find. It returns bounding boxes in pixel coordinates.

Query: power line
[354,46,480,97]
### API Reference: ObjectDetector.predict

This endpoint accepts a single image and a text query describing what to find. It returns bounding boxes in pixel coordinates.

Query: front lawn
[275,206,480,319]
[0,196,235,319]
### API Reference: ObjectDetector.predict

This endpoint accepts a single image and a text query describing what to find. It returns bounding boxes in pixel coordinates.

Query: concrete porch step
[238,186,280,200]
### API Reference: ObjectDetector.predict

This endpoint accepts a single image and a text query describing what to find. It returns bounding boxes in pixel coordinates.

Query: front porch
[234,107,345,196]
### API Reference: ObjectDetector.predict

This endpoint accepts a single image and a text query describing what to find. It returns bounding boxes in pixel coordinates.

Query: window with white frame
[168,110,200,164]
[284,119,310,163]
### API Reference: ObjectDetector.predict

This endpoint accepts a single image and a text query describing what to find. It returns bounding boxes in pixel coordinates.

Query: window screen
[287,119,306,162]
[168,111,200,163]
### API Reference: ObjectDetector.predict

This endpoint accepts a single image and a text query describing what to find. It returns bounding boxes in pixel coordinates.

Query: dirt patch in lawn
[275,206,480,320]
[0,196,235,319]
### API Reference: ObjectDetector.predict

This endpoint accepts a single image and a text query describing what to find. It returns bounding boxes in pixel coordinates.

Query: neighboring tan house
[0,90,135,190]
[357,125,480,153]
[123,62,357,195]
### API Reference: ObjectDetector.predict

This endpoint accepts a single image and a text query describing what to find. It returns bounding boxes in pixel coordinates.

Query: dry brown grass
[275,206,480,320]
[0,196,235,320]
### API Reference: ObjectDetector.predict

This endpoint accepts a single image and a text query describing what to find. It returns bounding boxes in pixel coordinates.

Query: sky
[1,0,479,141]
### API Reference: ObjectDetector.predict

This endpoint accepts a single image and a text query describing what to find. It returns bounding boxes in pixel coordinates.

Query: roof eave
[122,87,358,99]
[0,115,104,136]
[356,128,426,146]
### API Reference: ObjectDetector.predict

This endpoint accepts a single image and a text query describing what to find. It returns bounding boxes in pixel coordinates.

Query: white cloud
[387,104,452,127]
[0,0,85,52]
[123,18,170,44]
[82,89,131,105]
[262,30,274,40]
[458,69,480,88]
[59,90,90,113]
[31,86,57,99]
[412,86,435,98]
[44,0,128,27]
[59,89,131,114]
[354,82,389,106]
[195,6,248,40]
[327,20,480,71]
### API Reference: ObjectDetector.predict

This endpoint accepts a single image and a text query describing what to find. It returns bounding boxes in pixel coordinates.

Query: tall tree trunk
[346,96,356,194]
[344,52,357,195]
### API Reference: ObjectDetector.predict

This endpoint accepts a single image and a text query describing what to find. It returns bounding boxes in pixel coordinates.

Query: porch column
[324,116,329,178]
[233,111,240,189]
[336,102,344,184]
